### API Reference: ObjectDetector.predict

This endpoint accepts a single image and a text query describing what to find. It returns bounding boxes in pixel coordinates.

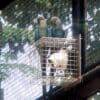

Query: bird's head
[63,41,73,52]
[37,14,47,29]
[37,15,45,24]
[50,16,62,28]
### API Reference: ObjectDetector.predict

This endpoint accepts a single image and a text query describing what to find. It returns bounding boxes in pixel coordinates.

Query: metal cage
[34,36,81,86]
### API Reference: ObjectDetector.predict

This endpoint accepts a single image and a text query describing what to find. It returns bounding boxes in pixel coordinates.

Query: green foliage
[35,0,49,6]
[0,0,70,83]
[86,0,100,67]
[0,64,9,81]
[0,0,72,59]
[0,24,38,82]
[2,26,33,44]
[0,26,34,59]
[94,10,100,25]
[0,62,39,81]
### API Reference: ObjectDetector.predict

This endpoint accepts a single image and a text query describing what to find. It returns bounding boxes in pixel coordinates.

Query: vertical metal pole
[72,0,86,74]
[0,79,4,100]
[77,34,82,80]
[41,47,47,100]
[0,15,3,100]
[0,89,4,100]
[0,16,3,55]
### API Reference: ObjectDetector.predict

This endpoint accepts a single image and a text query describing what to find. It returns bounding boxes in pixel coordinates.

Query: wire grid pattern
[1,43,42,100]
[85,0,100,67]
[35,37,81,86]
[0,0,72,99]
[2,69,43,100]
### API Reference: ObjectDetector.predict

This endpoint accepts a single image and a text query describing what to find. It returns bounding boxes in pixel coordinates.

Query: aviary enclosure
[0,0,100,100]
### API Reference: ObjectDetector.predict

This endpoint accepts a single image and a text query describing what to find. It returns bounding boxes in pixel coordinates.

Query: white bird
[48,48,68,68]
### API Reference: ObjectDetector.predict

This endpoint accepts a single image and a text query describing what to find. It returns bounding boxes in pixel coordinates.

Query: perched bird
[34,15,48,41]
[48,48,68,68]
[48,16,66,38]
[37,15,47,29]
[50,16,62,28]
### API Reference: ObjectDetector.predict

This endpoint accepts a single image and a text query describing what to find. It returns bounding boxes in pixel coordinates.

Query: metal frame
[35,36,81,87]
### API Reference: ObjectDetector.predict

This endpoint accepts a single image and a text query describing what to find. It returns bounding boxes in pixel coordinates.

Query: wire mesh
[85,0,100,67]
[0,0,73,99]
[35,36,81,86]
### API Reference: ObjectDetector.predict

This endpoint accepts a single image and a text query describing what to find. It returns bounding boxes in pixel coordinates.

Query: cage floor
[41,76,80,86]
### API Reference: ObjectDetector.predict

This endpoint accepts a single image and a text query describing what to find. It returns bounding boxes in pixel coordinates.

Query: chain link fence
[85,0,100,67]
[0,0,100,99]
[0,0,72,99]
